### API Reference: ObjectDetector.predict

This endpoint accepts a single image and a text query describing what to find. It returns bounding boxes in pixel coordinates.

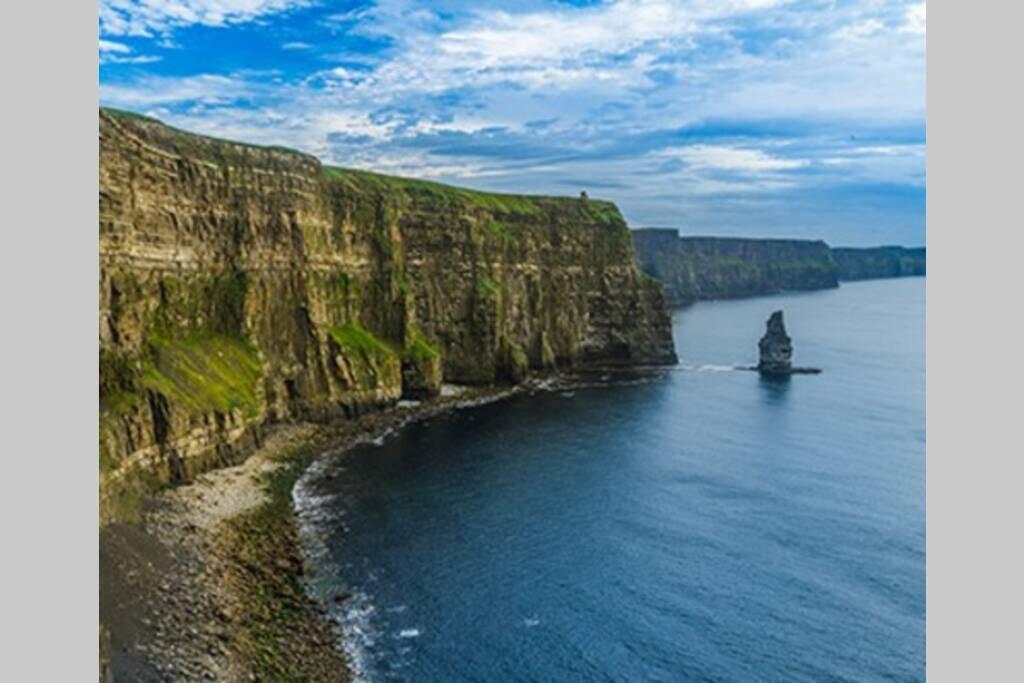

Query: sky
[99,0,926,246]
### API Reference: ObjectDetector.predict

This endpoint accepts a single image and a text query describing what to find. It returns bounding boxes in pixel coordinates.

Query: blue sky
[99,0,926,246]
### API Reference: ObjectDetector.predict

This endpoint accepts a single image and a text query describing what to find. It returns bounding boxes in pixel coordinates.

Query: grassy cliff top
[102,107,623,224]
[632,228,831,248]
[103,107,315,159]
[322,166,623,225]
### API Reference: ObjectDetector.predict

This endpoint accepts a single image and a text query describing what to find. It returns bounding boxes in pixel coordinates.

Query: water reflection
[757,373,792,404]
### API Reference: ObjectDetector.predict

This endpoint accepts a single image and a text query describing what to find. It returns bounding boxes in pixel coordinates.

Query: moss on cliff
[329,323,395,359]
[403,329,439,363]
[476,276,500,299]
[141,335,263,417]
[328,323,402,391]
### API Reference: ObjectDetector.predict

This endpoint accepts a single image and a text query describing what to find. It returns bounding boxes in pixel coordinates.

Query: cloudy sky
[99,0,926,245]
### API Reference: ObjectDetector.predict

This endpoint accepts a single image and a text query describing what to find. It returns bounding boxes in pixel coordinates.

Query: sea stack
[756,310,821,376]
[758,311,793,375]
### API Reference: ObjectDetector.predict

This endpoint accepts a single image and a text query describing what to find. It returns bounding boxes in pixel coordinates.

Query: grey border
[927,1,1023,680]
[6,0,1024,680]
[2,0,98,679]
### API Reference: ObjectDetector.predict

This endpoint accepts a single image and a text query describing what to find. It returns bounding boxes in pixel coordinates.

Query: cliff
[632,229,838,305]
[831,246,926,281]
[99,108,676,522]
[633,229,926,305]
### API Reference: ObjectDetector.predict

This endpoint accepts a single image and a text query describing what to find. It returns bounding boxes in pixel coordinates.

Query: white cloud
[100,0,312,37]
[99,39,131,54]
[436,0,782,68]
[664,145,808,172]
[321,0,787,100]
[903,3,926,34]
[845,144,926,157]
[835,18,885,41]
[98,0,925,236]
[105,55,165,64]
[100,74,254,106]
[306,110,399,142]
[99,37,162,64]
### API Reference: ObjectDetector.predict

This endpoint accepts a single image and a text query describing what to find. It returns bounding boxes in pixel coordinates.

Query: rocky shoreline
[99,383,532,682]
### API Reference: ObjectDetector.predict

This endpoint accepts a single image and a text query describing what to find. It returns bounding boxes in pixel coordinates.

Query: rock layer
[99,108,676,522]
[632,230,838,305]
[633,229,925,305]
[832,246,926,280]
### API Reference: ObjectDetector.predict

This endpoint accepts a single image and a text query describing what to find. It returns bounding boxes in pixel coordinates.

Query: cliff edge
[632,229,838,305]
[633,229,925,305]
[99,108,676,522]
[832,246,926,280]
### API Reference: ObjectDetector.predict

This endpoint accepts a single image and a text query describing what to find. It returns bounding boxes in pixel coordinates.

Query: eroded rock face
[632,230,839,305]
[99,108,676,521]
[831,246,926,281]
[632,230,924,306]
[757,311,793,375]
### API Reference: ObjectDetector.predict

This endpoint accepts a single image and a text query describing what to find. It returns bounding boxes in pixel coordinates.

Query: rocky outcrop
[832,246,926,281]
[633,229,925,305]
[632,229,838,305]
[755,310,820,376]
[757,311,793,375]
[99,108,676,522]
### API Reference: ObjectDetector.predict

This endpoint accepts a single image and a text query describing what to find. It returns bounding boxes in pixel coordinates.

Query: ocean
[295,277,925,682]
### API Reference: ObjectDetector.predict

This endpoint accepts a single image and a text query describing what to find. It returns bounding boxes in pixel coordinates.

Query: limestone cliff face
[832,246,926,281]
[632,229,838,305]
[99,109,676,521]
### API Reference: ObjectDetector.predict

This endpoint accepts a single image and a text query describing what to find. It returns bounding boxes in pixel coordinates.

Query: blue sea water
[296,278,925,682]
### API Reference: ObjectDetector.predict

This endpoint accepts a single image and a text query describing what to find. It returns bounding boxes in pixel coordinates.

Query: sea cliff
[632,229,838,305]
[99,108,676,523]
[633,228,925,305]
[832,246,926,280]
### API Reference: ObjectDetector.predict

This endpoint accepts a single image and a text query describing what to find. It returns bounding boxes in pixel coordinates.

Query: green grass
[321,166,594,217]
[477,276,499,299]
[329,323,397,359]
[403,330,439,363]
[141,334,263,417]
[101,388,142,417]
[482,219,509,239]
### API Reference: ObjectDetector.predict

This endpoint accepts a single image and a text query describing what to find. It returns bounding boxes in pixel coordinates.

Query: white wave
[398,628,422,639]
[678,361,743,372]
[335,592,381,682]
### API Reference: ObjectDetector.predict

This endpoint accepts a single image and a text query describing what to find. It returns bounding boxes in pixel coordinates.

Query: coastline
[99,383,528,682]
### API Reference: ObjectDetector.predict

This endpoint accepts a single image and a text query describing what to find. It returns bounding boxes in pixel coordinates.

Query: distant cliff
[99,109,676,522]
[632,229,838,305]
[633,229,925,305]
[832,246,926,280]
